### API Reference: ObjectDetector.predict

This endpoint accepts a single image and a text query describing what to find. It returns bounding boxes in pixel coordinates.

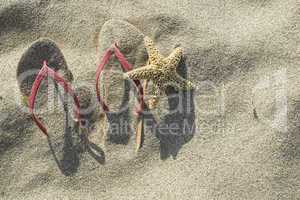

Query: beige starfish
[124,36,194,108]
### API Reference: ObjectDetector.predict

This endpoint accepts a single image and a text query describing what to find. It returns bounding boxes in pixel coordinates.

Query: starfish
[124,36,194,108]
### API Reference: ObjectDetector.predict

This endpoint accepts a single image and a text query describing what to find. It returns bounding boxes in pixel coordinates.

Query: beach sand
[0,0,299,199]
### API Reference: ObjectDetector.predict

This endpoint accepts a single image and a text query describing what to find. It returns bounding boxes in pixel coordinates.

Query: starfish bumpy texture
[124,36,194,108]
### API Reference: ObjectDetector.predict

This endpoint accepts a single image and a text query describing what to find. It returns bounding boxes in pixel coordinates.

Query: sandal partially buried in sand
[95,43,145,151]
[16,38,83,136]
[17,38,73,107]
[28,61,82,136]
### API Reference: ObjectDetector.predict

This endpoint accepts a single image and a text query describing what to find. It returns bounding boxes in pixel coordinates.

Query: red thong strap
[29,61,81,137]
[95,43,144,115]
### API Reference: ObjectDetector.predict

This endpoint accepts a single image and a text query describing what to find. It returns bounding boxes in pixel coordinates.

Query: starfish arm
[144,37,163,65]
[152,83,162,97]
[165,47,183,69]
[173,74,195,90]
[148,83,161,109]
[124,64,161,81]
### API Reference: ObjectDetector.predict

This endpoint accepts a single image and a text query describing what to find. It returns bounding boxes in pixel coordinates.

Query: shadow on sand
[144,57,196,160]
[47,88,105,176]
[105,79,133,145]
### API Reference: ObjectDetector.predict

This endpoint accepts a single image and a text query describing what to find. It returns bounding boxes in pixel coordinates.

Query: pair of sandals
[17,38,145,151]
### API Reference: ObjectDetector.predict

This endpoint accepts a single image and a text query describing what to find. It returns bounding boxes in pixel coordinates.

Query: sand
[0,0,299,199]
